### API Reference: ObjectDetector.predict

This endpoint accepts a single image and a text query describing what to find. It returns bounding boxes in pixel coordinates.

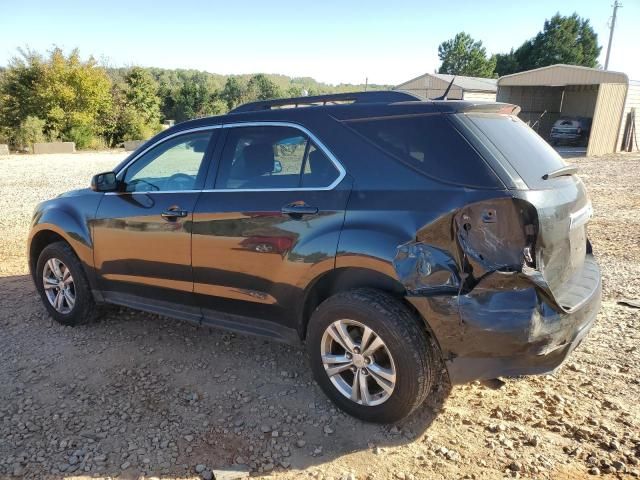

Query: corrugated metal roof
[430,73,497,92]
[498,64,628,87]
[395,72,497,93]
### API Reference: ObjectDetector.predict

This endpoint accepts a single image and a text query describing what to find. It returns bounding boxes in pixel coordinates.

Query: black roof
[229,91,421,113]
[167,91,518,133]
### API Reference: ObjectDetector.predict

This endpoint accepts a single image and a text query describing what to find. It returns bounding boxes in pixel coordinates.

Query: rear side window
[465,114,567,189]
[215,126,339,189]
[345,114,500,188]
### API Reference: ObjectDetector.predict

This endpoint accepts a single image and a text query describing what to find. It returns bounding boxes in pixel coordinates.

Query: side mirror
[273,160,283,174]
[91,171,118,192]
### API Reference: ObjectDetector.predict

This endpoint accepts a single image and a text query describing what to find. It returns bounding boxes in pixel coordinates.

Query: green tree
[102,67,162,145]
[123,67,161,126]
[437,32,496,77]
[246,74,282,101]
[495,13,602,76]
[171,72,224,122]
[494,50,520,77]
[220,77,246,110]
[0,47,112,147]
[527,13,600,69]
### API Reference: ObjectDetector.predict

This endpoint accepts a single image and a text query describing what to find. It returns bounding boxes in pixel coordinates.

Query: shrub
[15,116,46,152]
[87,136,109,151]
[65,122,95,149]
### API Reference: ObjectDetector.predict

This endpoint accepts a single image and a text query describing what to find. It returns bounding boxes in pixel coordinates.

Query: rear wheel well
[29,230,67,276]
[300,267,406,339]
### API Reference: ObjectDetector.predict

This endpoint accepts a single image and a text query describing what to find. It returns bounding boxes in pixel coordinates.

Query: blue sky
[1,0,638,85]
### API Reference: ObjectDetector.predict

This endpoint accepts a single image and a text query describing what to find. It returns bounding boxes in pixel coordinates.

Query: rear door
[93,128,218,318]
[191,123,351,336]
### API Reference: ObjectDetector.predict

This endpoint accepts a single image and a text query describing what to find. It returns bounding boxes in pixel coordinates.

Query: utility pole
[605,1,622,70]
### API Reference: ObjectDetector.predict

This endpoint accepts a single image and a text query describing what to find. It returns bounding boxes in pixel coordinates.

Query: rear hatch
[460,112,594,310]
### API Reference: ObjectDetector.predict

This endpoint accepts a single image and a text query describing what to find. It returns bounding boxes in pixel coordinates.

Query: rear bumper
[407,256,601,384]
[550,132,585,142]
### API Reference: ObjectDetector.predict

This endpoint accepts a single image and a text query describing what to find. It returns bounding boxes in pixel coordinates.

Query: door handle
[161,207,188,219]
[281,203,319,216]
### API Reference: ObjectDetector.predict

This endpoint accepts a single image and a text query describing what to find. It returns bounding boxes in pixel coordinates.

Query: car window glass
[346,114,500,188]
[124,131,212,192]
[465,113,566,189]
[216,126,308,189]
[301,144,339,188]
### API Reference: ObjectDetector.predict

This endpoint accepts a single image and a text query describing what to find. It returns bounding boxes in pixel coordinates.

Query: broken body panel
[336,106,600,384]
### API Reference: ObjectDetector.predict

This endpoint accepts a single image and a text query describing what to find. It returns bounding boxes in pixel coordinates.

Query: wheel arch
[28,220,99,298]
[29,229,68,277]
[298,267,407,339]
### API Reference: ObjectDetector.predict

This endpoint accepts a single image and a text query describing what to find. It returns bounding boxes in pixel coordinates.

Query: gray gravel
[0,151,639,479]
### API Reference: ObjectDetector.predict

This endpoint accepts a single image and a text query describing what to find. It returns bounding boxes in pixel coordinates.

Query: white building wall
[618,80,640,152]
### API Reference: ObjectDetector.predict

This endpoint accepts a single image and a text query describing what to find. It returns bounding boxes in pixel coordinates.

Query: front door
[192,124,351,338]
[93,129,217,318]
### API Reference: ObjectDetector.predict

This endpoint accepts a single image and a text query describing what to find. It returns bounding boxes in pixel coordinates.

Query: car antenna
[433,76,456,100]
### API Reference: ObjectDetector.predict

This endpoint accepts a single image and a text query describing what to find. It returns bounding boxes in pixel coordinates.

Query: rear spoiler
[457,103,521,115]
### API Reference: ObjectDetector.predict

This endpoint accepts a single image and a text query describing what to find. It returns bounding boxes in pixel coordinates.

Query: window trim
[108,126,220,195]
[108,122,346,195]
[209,122,345,192]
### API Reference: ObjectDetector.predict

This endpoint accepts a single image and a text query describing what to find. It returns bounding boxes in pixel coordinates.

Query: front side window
[215,126,339,189]
[124,131,213,192]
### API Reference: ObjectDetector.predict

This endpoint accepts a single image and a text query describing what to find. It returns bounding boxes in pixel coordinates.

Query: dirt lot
[0,151,639,480]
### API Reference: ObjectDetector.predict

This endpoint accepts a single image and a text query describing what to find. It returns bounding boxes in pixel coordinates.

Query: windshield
[465,113,567,189]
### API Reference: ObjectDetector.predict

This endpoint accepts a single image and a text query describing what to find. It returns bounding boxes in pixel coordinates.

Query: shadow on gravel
[0,272,450,479]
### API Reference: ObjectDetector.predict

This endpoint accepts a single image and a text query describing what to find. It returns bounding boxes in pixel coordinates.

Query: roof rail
[229,90,420,113]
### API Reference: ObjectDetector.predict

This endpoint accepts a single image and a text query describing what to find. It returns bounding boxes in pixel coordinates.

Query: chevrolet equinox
[28,91,601,423]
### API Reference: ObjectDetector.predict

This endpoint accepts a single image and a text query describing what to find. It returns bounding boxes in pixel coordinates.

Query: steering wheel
[165,173,194,190]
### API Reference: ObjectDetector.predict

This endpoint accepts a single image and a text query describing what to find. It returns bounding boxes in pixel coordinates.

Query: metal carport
[497,65,630,156]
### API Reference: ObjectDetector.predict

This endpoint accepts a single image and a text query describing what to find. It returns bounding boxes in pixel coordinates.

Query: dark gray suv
[28,91,601,423]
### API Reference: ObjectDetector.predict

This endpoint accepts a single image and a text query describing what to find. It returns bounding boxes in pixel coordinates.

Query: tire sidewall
[307,296,427,423]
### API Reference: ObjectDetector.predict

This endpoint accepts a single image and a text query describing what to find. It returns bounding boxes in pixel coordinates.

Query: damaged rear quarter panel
[338,185,583,382]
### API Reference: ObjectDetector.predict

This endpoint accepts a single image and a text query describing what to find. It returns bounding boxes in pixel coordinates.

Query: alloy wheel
[320,319,396,406]
[42,258,75,314]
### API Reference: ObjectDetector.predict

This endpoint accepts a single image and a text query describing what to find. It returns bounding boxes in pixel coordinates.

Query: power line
[604,1,622,70]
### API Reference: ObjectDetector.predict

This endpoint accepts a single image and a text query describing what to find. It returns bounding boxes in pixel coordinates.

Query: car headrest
[243,144,274,177]
[308,149,332,177]
[189,138,210,153]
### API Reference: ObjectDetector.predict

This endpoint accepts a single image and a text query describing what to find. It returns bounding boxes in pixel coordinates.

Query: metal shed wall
[462,91,497,102]
[617,80,640,152]
[588,83,628,156]
[562,85,599,117]
[497,86,563,138]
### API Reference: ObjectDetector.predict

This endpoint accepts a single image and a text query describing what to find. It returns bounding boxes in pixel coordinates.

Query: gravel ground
[0,151,639,480]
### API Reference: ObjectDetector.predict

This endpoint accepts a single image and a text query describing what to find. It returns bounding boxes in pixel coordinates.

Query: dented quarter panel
[338,169,599,384]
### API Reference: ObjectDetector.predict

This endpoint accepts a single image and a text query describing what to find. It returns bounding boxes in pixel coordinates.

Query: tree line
[0,48,386,151]
[437,13,602,78]
[0,11,603,151]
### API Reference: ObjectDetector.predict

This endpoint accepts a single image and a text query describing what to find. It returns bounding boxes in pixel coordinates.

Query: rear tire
[307,288,437,423]
[35,241,97,326]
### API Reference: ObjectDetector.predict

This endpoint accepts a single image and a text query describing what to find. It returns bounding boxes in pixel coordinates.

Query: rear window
[345,114,501,188]
[465,113,567,189]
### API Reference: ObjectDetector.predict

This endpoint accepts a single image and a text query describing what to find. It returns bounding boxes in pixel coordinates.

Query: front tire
[307,289,437,423]
[35,241,97,326]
